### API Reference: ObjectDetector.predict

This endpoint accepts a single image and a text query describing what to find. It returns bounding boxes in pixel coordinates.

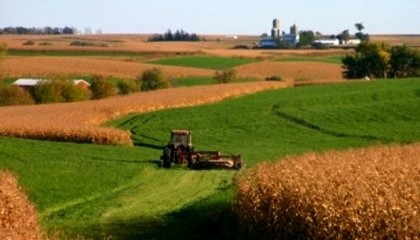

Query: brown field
[235,61,344,85]
[0,56,214,79]
[371,34,420,47]
[0,81,284,145]
[0,171,41,240]
[236,143,420,239]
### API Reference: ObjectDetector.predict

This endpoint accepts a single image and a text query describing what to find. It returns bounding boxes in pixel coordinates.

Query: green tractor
[161,130,242,169]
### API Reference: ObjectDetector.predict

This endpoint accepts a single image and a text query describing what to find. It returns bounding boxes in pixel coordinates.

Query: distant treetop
[0,26,76,35]
[148,29,200,42]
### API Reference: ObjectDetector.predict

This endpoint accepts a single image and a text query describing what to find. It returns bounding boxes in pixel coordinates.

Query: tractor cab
[170,130,192,149]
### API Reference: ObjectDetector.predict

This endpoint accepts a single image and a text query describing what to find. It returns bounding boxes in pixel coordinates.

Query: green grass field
[148,56,256,70]
[0,78,419,239]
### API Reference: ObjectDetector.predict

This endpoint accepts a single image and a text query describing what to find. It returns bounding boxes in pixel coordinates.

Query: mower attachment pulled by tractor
[161,130,242,169]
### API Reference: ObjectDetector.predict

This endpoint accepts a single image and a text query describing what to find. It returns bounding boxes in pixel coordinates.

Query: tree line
[342,43,420,79]
[149,29,200,42]
[0,26,76,35]
[0,68,171,106]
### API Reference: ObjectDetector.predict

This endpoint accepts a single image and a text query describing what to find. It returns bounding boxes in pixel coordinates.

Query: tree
[342,42,420,79]
[0,85,34,106]
[355,32,370,42]
[30,81,64,104]
[261,33,269,38]
[90,76,118,99]
[60,81,90,102]
[30,80,91,103]
[164,30,174,41]
[297,31,315,48]
[337,29,350,44]
[117,79,140,95]
[43,26,53,35]
[139,68,170,91]
[149,29,200,42]
[63,26,74,34]
[214,69,238,84]
[389,45,420,78]
[354,23,370,42]
[355,23,365,32]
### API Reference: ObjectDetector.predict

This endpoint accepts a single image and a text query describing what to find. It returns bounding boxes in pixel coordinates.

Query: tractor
[161,130,242,169]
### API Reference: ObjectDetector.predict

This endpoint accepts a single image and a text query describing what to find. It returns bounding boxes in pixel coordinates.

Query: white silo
[271,18,280,38]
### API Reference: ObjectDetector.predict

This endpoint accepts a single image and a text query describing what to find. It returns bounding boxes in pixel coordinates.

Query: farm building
[13,78,91,89]
[345,38,362,45]
[314,38,340,46]
[72,79,91,90]
[282,33,300,46]
[259,38,278,48]
[12,78,47,89]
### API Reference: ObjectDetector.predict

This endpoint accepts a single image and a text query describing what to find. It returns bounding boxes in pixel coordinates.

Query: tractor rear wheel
[162,147,171,168]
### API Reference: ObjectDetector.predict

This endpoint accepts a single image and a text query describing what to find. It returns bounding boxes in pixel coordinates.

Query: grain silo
[290,24,298,35]
[271,18,280,38]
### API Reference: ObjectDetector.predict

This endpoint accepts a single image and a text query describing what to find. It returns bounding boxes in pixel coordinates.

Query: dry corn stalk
[236,144,420,239]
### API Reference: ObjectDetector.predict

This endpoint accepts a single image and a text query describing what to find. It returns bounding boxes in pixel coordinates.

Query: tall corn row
[0,171,42,240]
[236,144,420,239]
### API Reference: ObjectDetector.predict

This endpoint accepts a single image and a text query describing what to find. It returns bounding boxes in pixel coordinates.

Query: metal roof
[73,79,91,86]
[12,78,47,86]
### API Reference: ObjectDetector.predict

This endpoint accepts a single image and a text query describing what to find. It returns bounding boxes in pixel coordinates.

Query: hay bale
[0,171,41,240]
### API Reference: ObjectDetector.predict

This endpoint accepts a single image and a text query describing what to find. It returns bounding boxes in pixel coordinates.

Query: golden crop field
[0,56,214,79]
[235,61,344,85]
[236,143,420,239]
[0,171,41,240]
[0,81,284,145]
[371,35,420,47]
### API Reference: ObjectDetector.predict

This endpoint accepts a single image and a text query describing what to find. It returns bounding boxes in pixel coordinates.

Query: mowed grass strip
[0,136,234,239]
[148,55,256,70]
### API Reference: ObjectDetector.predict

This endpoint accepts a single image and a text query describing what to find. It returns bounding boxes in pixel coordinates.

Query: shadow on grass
[101,189,241,240]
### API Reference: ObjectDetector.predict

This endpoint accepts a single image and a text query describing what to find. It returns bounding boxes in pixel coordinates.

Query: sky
[0,0,419,35]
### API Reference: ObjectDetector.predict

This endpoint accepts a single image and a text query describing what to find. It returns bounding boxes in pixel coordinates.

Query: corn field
[0,171,41,240]
[0,82,283,145]
[236,144,420,239]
